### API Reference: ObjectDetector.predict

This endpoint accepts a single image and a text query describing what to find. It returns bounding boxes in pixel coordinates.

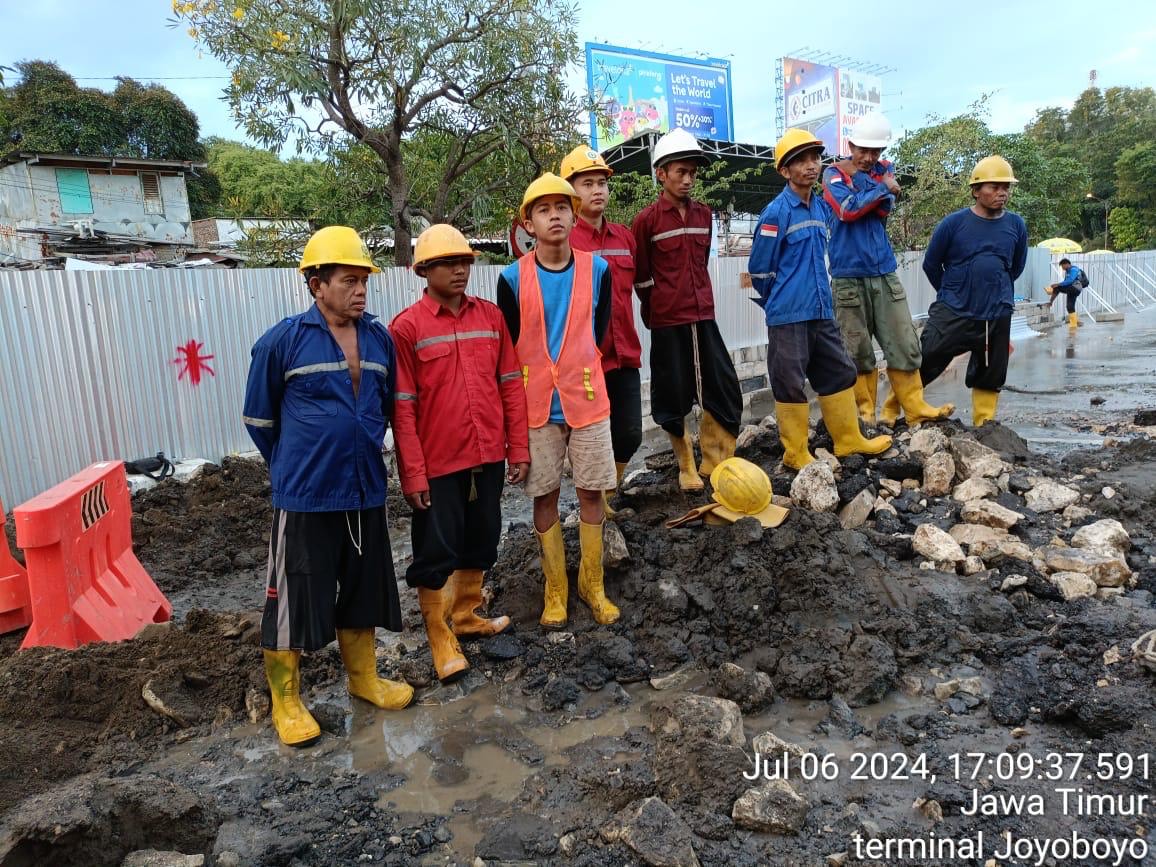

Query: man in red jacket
[561,145,643,515]
[391,225,529,682]
[632,128,741,492]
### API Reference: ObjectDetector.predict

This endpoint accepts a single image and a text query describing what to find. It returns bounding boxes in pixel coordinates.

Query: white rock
[971,537,1033,563]
[1049,571,1098,600]
[902,478,920,490]
[1102,486,1116,499]
[1071,519,1131,557]
[1041,546,1132,588]
[732,779,810,834]
[921,452,956,497]
[1024,480,1080,513]
[873,497,897,516]
[1000,574,1029,592]
[838,488,876,529]
[908,427,948,459]
[952,477,999,503]
[1062,504,1094,523]
[961,556,986,575]
[603,521,630,567]
[933,679,959,699]
[752,730,809,760]
[912,524,965,562]
[814,448,841,473]
[949,523,1009,547]
[790,461,839,513]
[948,437,1007,480]
[960,499,1023,530]
[760,414,778,430]
[880,479,902,497]
[735,424,763,451]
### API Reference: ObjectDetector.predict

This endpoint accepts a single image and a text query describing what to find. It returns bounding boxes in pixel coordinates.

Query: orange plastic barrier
[0,499,32,635]
[14,461,171,649]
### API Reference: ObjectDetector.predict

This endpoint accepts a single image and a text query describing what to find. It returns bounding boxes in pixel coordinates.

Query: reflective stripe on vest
[514,250,611,429]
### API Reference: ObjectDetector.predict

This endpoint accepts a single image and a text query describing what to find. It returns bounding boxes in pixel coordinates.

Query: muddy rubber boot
[886,368,953,426]
[415,590,469,683]
[972,388,999,427]
[337,628,416,708]
[668,430,704,492]
[603,462,628,519]
[774,401,816,470]
[697,411,737,478]
[264,649,321,747]
[449,569,510,638]
[879,387,902,427]
[818,388,893,458]
[1068,312,1079,328]
[536,521,569,628]
[577,520,620,625]
[853,370,879,425]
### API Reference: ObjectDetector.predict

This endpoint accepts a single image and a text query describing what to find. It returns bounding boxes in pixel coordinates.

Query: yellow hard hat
[299,226,379,273]
[413,224,477,271]
[775,128,825,170]
[708,457,789,528]
[520,172,581,221]
[968,155,1017,186]
[560,145,613,181]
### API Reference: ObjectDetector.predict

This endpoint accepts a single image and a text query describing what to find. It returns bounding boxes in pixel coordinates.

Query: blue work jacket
[242,303,396,511]
[748,187,835,326]
[822,160,898,278]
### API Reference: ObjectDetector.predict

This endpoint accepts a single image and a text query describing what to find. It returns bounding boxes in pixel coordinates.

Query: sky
[2,0,1154,150]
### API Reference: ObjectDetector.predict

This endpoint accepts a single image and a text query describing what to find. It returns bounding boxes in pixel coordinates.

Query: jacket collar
[419,291,475,316]
[302,302,378,327]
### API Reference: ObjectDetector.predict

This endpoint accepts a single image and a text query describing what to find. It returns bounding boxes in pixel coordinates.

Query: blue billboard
[585,42,734,149]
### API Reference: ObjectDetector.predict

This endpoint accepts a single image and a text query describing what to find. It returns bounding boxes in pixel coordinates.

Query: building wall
[0,163,43,261]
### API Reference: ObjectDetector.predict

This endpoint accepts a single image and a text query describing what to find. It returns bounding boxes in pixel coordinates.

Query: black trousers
[1053,286,1080,313]
[405,461,505,590]
[765,319,857,403]
[262,506,402,651]
[649,320,742,438]
[605,366,643,464]
[920,301,1011,391]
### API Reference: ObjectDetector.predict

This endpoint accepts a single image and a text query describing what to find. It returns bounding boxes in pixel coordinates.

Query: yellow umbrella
[1037,237,1082,254]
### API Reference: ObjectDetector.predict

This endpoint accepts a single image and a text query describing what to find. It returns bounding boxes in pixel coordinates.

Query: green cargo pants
[832,273,922,373]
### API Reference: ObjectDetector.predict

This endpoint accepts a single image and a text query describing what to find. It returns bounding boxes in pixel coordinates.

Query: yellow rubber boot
[887,369,953,426]
[668,430,704,492]
[603,462,628,519]
[1068,312,1079,328]
[853,370,878,425]
[415,590,469,683]
[775,401,816,470]
[698,411,737,478]
[972,388,999,427]
[337,628,416,707]
[536,521,569,629]
[818,388,893,458]
[449,569,510,638]
[879,388,902,427]
[264,649,321,747]
[578,520,620,625]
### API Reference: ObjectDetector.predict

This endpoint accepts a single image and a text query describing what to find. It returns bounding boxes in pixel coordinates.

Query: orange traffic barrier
[0,498,32,635]
[14,461,171,649]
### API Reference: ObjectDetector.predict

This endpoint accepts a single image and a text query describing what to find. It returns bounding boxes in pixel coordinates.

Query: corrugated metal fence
[0,246,1142,505]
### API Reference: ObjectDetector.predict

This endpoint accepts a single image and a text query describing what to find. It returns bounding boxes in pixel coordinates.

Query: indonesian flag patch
[760,223,778,237]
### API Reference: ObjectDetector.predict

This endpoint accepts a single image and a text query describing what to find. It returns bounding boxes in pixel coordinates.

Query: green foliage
[1115,142,1156,211]
[1107,207,1151,252]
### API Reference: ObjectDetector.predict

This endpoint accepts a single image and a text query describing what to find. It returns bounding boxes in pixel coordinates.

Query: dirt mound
[0,610,263,810]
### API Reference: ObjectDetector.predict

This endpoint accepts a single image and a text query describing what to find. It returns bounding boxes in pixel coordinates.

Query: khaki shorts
[525,418,616,497]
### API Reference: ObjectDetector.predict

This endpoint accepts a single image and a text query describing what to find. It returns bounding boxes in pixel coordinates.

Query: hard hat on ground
[708,457,789,528]
[560,146,613,181]
[413,224,477,271]
[775,128,824,170]
[299,226,379,273]
[848,113,892,149]
[969,155,1017,186]
[520,173,581,221]
[652,128,710,169]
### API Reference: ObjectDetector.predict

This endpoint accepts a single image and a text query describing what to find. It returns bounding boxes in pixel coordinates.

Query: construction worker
[749,129,892,470]
[243,226,413,747]
[497,173,620,628]
[919,156,1028,426]
[390,225,530,683]
[561,145,643,516]
[822,113,954,428]
[632,128,742,492]
[1047,257,1084,327]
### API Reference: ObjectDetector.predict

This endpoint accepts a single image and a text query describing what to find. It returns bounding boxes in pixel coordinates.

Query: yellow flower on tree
[232,6,245,19]
[271,30,290,49]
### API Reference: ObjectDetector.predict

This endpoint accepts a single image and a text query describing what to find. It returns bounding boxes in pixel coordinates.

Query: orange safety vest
[515,250,611,429]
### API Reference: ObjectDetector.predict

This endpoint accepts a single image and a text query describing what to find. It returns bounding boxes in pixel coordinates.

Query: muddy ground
[2,413,1155,866]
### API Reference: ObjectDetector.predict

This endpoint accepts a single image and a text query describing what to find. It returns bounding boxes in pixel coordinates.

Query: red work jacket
[390,292,530,496]
[570,217,642,371]
[631,195,716,329]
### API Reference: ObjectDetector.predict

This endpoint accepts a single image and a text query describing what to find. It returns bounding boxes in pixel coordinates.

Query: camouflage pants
[832,273,922,373]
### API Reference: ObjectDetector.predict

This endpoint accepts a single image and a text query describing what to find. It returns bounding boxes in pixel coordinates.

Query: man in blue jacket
[1047,257,1084,327]
[823,113,953,428]
[749,128,891,470]
[243,226,413,747]
[919,156,1028,426]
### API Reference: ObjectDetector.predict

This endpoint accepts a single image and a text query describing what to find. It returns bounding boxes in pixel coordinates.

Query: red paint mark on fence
[173,340,216,386]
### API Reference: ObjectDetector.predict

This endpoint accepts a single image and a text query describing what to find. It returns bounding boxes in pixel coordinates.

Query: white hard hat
[848,113,892,149]
[652,128,710,169]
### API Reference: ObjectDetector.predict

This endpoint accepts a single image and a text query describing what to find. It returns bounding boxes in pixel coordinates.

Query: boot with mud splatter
[337,628,416,706]
[263,649,321,747]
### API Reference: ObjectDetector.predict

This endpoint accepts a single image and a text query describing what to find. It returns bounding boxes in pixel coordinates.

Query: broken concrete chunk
[1041,546,1133,588]
[952,477,999,503]
[1024,479,1080,513]
[1071,519,1131,557]
[908,427,948,460]
[1049,571,1098,600]
[790,461,839,513]
[838,488,876,529]
[732,779,809,834]
[920,452,955,497]
[960,499,1023,530]
[912,524,965,563]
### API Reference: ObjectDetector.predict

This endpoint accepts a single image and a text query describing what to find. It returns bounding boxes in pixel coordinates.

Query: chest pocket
[417,342,453,364]
[286,375,338,419]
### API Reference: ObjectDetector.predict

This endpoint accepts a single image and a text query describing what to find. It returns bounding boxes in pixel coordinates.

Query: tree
[175,0,583,265]
[1107,206,1151,252]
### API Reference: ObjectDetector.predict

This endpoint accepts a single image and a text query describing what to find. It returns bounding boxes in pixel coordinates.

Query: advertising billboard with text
[782,56,883,158]
[586,43,734,150]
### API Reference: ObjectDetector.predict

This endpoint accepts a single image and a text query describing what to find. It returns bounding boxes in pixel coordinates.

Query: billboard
[586,42,734,150]
[782,56,883,157]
